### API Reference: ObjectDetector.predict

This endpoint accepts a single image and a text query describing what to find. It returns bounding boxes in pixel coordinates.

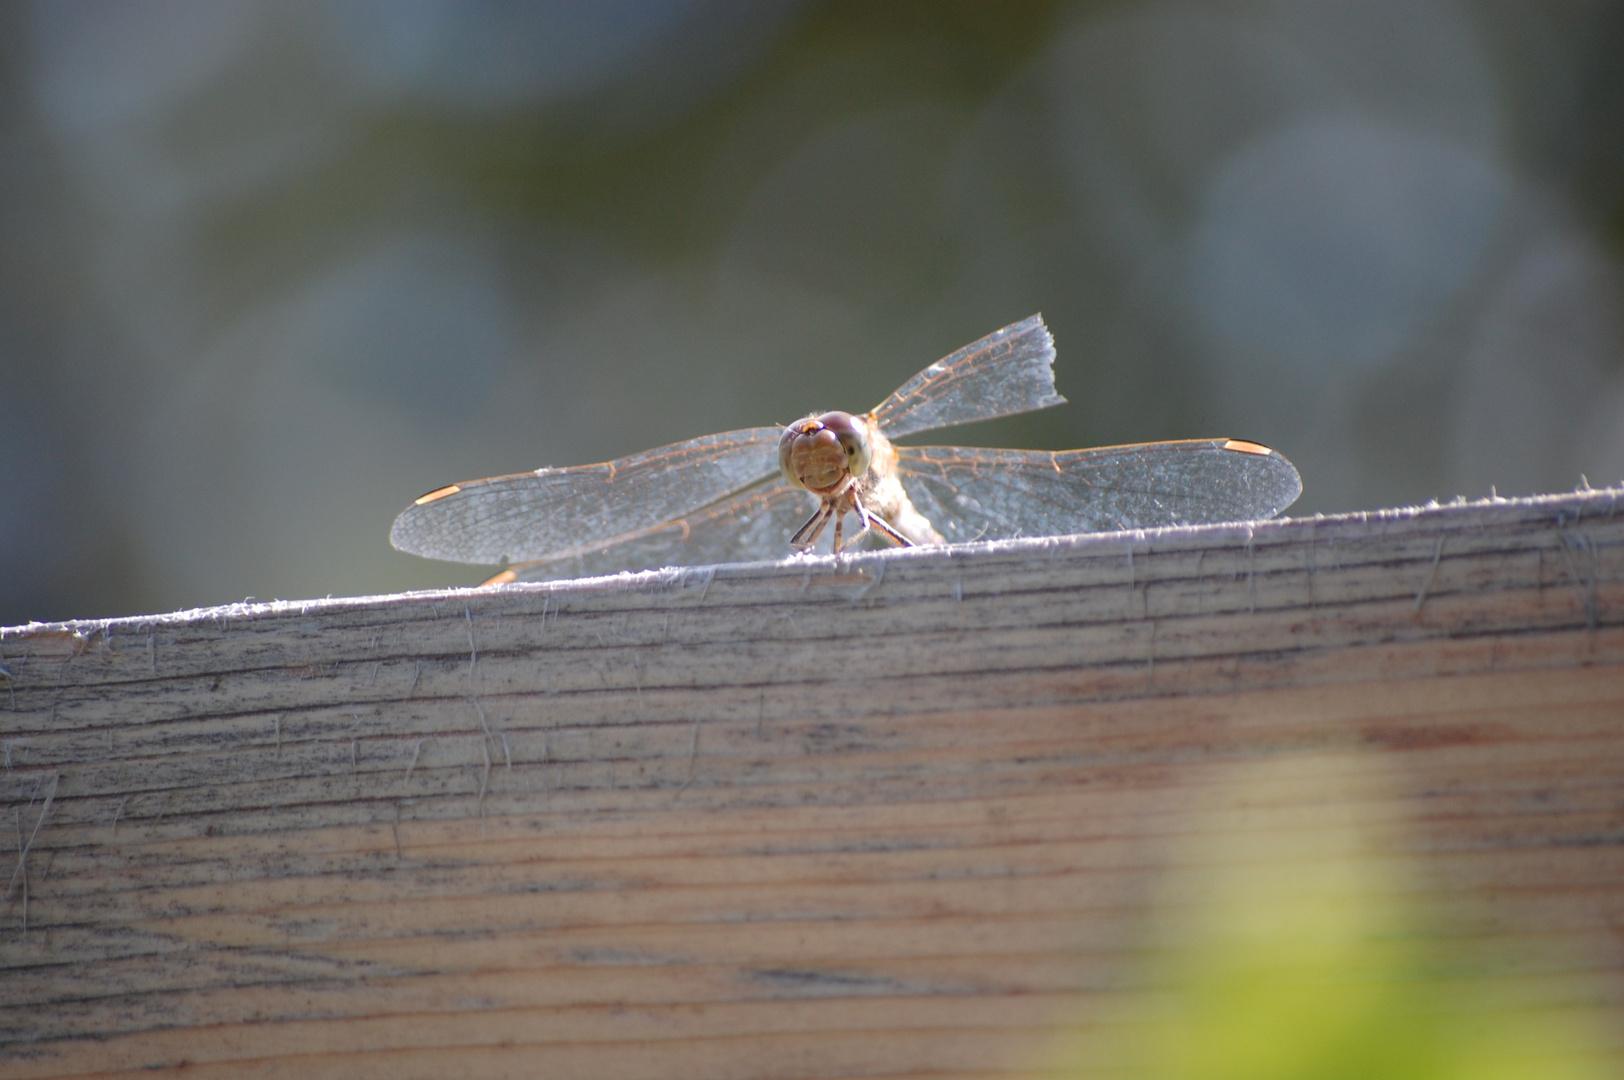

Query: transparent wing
[390,427,783,565]
[870,314,1065,439]
[494,477,816,582]
[895,439,1302,542]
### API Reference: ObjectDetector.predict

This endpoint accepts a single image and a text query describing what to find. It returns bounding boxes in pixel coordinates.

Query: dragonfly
[390,315,1301,584]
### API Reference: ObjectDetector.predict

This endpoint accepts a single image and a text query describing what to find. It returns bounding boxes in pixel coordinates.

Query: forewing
[390,427,783,565]
[870,314,1065,439]
[896,440,1302,542]
[494,477,816,582]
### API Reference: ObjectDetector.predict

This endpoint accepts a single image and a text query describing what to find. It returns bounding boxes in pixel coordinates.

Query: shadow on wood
[2,489,1621,1077]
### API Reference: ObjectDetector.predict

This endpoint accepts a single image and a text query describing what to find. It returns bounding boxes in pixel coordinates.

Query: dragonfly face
[779,412,873,496]
[389,314,1304,584]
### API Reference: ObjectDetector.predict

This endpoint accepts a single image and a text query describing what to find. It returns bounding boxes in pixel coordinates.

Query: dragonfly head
[779,411,874,495]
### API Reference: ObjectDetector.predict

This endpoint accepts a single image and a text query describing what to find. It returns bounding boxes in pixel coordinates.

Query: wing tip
[388,517,426,555]
[391,485,461,556]
[1015,312,1062,404]
[1019,311,1055,353]
[1217,439,1303,515]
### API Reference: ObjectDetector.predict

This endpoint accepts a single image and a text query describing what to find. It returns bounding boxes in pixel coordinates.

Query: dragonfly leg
[832,509,845,553]
[849,491,912,549]
[790,502,834,550]
[866,513,913,547]
[837,502,870,553]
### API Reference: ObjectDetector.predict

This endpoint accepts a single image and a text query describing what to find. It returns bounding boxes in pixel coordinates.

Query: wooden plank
[2,488,1622,1077]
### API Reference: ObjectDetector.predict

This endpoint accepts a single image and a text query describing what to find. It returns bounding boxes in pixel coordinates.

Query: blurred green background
[3,1,1624,623]
[1043,754,1618,1080]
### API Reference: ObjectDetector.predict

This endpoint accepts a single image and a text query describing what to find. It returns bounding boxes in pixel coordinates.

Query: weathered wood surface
[1,488,1622,1078]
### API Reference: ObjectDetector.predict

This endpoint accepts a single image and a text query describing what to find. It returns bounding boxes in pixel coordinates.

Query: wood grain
[2,488,1622,1078]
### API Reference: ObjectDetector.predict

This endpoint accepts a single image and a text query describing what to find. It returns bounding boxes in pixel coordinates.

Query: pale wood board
[2,488,1622,1078]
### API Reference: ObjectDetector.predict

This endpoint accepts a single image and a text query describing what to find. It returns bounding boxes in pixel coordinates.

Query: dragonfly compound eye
[823,413,873,478]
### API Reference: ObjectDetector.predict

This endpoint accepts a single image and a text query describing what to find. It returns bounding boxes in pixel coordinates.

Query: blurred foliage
[1044,756,1618,1080]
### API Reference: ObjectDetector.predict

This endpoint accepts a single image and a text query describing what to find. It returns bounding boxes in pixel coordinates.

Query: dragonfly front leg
[790,501,835,550]
[833,491,873,553]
